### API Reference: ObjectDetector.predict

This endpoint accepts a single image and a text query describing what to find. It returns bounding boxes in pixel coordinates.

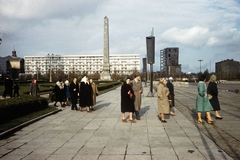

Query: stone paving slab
[0,85,235,160]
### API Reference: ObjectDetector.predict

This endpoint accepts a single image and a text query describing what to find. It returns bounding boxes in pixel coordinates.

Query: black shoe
[205,116,208,120]
[54,103,57,107]
[161,120,167,123]
[215,116,223,119]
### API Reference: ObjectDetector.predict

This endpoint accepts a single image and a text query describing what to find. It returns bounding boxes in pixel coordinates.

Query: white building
[24,54,140,75]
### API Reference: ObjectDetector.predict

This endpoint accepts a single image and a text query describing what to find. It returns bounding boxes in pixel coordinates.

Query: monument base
[100,72,112,81]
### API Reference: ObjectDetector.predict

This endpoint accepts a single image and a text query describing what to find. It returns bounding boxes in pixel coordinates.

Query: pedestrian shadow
[190,109,232,160]
[140,106,150,117]
[93,102,111,111]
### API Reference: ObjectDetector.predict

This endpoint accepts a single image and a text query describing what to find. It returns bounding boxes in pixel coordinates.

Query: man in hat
[131,74,143,120]
[166,77,175,116]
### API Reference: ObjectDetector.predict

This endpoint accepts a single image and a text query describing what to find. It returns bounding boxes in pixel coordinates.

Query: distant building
[1,50,24,79]
[160,47,181,77]
[24,54,140,77]
[216,59,240,80]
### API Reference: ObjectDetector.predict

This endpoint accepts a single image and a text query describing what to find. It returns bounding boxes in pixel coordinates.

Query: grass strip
[0,107,58,133]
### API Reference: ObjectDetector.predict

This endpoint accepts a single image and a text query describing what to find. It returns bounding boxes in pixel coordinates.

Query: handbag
[207,94,212,100]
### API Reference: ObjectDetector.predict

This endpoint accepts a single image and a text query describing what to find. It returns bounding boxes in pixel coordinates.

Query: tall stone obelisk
[100,16,111,80]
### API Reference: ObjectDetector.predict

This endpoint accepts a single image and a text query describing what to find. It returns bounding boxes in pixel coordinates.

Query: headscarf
[81,76,89,84]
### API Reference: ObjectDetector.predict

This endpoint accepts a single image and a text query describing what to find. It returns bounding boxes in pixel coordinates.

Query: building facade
[160,47,181,77]
[216,59,240,80]
[24,54,140,76]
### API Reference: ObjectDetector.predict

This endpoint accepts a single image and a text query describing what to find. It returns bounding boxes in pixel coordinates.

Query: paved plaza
[0,82,239,160]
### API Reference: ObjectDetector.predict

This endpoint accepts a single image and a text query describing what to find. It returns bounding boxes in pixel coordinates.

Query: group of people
[52,76,98,112]
[196,74,223,124]
[2,76,20,99]
[121,75,143,123]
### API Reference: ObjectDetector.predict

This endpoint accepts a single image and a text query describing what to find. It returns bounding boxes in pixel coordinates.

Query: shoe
[169,112,175,116]
[197,120,204,124]
[136,117,141,120]
[54,103,57,107]
[161,120,167,123]
[215,116,223,119]
[129,119,136,123]
[207,120,215,124]
[91,108,95,111]
[80,108,83,112]
[122,119,127,122]
[205,116,208,120]
[87,110,92,113]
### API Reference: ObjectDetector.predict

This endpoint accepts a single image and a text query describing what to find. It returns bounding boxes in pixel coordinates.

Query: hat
[169,77,173,80]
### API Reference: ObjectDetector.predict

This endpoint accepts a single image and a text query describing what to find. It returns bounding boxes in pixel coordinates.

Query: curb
[0,109,62,139]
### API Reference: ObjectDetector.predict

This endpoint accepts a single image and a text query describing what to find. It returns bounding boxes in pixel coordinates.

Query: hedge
[0,96,48,124]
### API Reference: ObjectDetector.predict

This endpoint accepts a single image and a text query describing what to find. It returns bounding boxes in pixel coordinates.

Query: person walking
[207,75,223,119]
[131,74,142,120]
[121,77,136,123]
[13,82,20,98]
[157,78,170,123]
[2,76,13,98]
[79,76,92,112]
[52,79,65,107]
[166,77,175,116]
[89,78,98,111]
[196,74,214,124]
[69,77,79,111]
[29,78,39,97]
[64,80,71,106]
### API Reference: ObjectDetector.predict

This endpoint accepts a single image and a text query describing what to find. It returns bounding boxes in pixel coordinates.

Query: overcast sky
[0,0,240,73]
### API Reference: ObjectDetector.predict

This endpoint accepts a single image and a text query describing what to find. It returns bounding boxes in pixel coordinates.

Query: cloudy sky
[0,0,240,73]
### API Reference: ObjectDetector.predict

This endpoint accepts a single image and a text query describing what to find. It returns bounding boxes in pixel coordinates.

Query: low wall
[152,81,189,88]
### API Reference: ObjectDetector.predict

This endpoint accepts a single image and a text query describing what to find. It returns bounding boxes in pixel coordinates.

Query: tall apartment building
[24,54,140,76]
[160,47,181,77]
[216,59,240,80]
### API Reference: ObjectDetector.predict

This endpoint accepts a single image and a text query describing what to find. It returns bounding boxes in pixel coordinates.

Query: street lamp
[48,53,54,82]
[198,59,203,73]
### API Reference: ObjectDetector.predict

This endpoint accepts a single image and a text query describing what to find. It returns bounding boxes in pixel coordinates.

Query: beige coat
[157,83,170,114]
[131,80,143,111]
[91,82,98,106]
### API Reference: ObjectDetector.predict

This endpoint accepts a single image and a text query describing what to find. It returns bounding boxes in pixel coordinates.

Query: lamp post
[198,59,203,73]
[48,53,54,82]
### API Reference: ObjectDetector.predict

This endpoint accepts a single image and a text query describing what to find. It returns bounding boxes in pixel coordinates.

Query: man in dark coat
[69,77,79,111]
[166,77,175,116]
[2,76,13,98]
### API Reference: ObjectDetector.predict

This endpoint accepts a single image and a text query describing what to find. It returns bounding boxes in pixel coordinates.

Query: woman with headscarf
[207,75,223,119]
[64,80,71,106]
[53,79,65,107]
[121,77,136,123]
[79,76,92,112]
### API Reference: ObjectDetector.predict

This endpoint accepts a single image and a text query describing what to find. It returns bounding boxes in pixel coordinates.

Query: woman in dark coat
[121,77,135,123]
[207,75,222,119]
[53,80,65,107]
[79,76,92,112]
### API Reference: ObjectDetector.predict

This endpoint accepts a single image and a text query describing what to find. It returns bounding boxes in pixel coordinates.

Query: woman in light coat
[157,78,169,123]
[196,74,214,124]
[89,78,98,111]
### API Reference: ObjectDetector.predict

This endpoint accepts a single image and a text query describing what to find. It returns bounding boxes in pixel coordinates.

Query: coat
[90,82,98,106]
[207,82,221,111]
[69,82,79,104]
[79,82,92,107]
[121,83,135,112]
[131,79,142,111]
[64,84,71,99]
[30,82,39,97]
[166,81,175,107]
[53,81,65,102]
[196,81,213,112]
[157,83,170,114]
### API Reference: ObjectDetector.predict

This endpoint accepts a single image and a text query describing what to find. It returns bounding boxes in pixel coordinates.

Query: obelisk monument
[100,16,111,80]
